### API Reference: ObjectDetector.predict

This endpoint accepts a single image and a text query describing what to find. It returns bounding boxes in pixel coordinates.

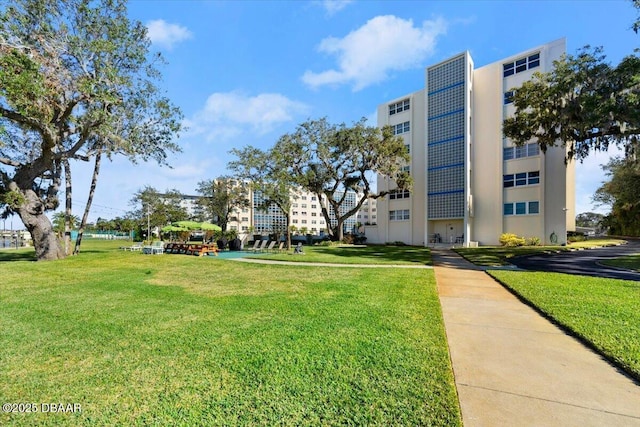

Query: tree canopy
[593,158,640,235]
[229,145,297,248]
[0,0,183,260]
[503,46,640,162]
[275,118,411,241]
[128,186,188,240]
[195,177,250,232]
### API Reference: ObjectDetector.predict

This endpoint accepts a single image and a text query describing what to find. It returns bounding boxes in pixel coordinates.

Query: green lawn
[0,240,460,426]
[489,270,640,380]
[600,253,640,271]
[455,239,626,267]
[254,244,432,265]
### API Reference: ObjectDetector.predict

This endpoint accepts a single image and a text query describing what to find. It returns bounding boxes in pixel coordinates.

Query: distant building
[369,38,575,246]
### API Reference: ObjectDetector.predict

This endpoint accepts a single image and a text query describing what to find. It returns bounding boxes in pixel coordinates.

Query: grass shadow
[308,245,431,265]
[0,249,36,262]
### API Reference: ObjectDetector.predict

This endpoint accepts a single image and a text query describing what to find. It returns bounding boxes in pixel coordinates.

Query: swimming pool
[212,250,262,260]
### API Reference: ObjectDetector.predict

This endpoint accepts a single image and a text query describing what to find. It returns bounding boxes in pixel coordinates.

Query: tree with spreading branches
[275,118,411,242]
[195,177,250,232]
[229,146,297,249]
[0,0,182,260]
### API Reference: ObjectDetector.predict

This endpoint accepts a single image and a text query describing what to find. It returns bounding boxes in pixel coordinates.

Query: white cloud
[146,19,193,50]
[185,92,310,143]
[318,0,354,15]
[302,15,447,91]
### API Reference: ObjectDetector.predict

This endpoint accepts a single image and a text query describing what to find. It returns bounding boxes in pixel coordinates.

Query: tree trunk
[74,150,102,255]
[15,189,65,261]
[63,158,72,255]
[285,214,292,250]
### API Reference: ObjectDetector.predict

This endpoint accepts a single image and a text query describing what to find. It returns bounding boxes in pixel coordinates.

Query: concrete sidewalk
[432,249,640,427]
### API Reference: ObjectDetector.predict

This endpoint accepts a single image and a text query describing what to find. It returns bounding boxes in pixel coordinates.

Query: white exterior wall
[373,38,575,246]
[373,90,425,245]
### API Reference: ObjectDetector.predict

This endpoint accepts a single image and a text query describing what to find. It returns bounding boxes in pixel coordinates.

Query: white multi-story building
[224,187,366,239]
[368,38,575,246]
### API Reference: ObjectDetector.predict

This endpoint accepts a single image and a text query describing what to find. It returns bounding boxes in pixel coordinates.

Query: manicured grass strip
[0,241,459,426]
[489,270,640,380]
[600,253,640,272]
[455,239,627,267]
[253,244,432,265]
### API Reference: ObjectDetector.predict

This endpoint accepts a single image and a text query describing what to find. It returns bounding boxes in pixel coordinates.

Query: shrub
[499,233,525,247]
[525,236,541,246]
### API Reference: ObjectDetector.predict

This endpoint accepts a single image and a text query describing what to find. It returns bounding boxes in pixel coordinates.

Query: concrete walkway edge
[432,248,640,427]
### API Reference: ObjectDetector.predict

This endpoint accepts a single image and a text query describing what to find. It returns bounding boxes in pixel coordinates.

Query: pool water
[211,250,261,259]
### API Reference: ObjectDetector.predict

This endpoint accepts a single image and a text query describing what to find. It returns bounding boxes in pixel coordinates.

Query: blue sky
[60,0,638,223]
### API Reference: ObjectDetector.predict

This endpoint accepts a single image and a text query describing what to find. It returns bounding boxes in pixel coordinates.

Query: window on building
[504,90,515,105]
[292,203,298,208]
[242,217,249,222]
[389,98,410,115]
[301,220,307,224]
[503,147,513,160]
[504,143,540,161]
[393,121,410,135]
[301,204,307,208]
[504,201,540,215]
[389,189,411,200]
[301,211,307,215]
[503,52,541,77]
[389,209,410,221]
[311,204,317,209]
[311,212,317,216]
[503,203,514,215]
[503,174,515,188]
[504,171,540,188]
[292,219,298,224]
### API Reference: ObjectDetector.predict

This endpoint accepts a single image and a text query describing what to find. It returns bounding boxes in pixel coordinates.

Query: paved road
[509,240,640,281]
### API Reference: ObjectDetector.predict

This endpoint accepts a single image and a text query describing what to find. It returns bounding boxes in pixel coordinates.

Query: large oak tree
[503,46,640,162]
[229,146,297,249]
[0,0,182,260]
[276,118,411,242]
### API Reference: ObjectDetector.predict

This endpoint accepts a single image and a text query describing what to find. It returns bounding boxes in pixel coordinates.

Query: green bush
[499,233,525,247]
[525,236,541,246]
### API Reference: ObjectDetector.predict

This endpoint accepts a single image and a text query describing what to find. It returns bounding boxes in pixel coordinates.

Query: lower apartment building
[228,188,360,239]
[367,38,575,246]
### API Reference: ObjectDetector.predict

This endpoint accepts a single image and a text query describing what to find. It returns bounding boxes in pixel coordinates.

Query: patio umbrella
[161,225,189,232]
[172,220,204,230]
[199,222,221,231]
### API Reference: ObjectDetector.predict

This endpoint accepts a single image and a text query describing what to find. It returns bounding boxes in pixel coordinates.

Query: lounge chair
[253,239,268,252]
[275,242,285,252]
[248,239,261,251]
[265,241,276,252]
[121,243,142,251]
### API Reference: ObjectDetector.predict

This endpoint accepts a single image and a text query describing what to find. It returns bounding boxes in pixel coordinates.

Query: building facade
[369,38,575,246]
